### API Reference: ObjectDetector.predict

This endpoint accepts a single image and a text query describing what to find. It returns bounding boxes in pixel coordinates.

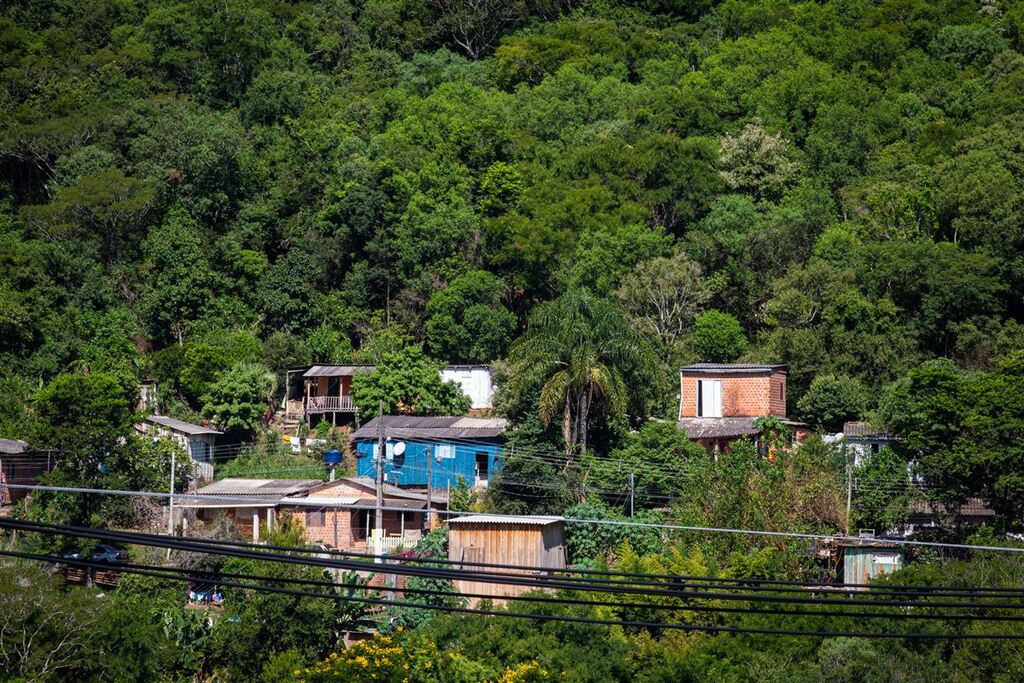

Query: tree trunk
[578,382,594,456]
[562,397,573,458]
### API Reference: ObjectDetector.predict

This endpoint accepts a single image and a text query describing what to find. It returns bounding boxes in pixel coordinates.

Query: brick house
[182,478,322,542]
[282,477,448,552]
[676,364,809,453]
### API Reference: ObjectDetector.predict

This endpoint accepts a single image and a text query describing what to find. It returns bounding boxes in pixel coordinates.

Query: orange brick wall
[290,507,425,551]
[292,507,356,548]
[679,372,789,419]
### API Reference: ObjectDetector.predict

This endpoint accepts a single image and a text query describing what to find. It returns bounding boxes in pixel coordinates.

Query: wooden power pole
[375,399,384,563]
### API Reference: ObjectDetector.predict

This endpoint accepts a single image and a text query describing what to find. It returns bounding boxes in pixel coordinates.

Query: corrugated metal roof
[304,365,376,377]
[676,417,806,439]
[451,417,507,429]
[0,438,28,454]
[177,498,278,508]
[280,495,361,506]
[310,477,450,504]
[843,421,896,439]
[448,515,564,526]
[909,497,995,518]
[680,364,787,374]
[353,416,508,440]
[194,478,321,498]
[145,415,222,436]
[677,417,760,438]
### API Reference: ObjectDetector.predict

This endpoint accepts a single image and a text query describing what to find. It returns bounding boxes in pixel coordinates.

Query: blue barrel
[323,449,343,465]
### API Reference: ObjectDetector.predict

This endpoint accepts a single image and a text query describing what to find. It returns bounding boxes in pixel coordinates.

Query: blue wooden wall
[353,438,505,488]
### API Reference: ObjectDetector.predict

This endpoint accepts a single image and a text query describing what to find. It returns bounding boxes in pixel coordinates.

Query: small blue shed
[837,536,904,589]
[352,416,508,490]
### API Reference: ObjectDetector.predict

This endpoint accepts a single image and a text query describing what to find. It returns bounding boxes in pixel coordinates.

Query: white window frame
[697,379,723,418]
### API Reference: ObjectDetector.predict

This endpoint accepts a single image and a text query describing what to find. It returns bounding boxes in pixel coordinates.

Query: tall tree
[507,289,653,460]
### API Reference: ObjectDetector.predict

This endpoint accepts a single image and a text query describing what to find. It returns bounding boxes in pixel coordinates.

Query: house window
[475,452,490,481]
[435,444,456,459]
[371,443,396,460]
[305,509,326,527]
[697,380,722,418]
[779,383,784,402]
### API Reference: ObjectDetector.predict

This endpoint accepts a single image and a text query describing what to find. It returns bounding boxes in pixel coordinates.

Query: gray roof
[680,364,787,374]
[0,438,28,454]
[448,514,564,526]
[843,421,896,439]
[194,478,321,499]
[304,365,376,378]
[677,417,807,439]
[353,416,508,440]
[144,415,222,436]
[318,476,450,504]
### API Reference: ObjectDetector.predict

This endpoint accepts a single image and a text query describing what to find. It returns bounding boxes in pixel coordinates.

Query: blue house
[352,416,508,490]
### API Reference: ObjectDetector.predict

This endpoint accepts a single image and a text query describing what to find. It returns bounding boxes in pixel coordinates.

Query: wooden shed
[447,515,565,604]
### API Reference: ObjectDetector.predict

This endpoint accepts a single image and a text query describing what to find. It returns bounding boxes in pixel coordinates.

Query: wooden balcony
[307,395,357,413]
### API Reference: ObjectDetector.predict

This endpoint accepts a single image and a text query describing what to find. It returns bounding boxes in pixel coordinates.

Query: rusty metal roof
[304,365,376,378]
[842,421,896,439]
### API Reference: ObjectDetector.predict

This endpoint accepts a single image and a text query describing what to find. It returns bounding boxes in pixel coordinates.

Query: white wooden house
[440,365,495,412]
[137,416,221,480]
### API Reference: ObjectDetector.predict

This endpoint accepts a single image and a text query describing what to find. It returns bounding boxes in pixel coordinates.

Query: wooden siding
[448,522,565,604]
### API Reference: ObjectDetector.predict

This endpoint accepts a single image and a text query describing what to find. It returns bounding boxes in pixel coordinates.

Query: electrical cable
[5,549,1024,640]
[6,548,1024,624]
[6,481,1023,555]
[6,519,1024,610]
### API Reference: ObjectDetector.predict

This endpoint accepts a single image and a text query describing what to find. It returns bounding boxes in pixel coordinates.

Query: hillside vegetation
[6,2,1024,681]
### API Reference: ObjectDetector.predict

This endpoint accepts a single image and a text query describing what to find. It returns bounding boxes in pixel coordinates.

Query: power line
[65,523,1024,599]
[5,548,1024,640]
[7,519,1024,611]
[6,548,1024,625]
[6,482,1023,554]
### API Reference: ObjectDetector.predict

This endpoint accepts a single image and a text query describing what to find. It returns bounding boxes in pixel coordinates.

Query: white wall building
[440,365,495,411]
[137,415,222,481]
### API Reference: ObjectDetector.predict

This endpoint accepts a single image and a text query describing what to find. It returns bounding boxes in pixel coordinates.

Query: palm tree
[509,289,654,462]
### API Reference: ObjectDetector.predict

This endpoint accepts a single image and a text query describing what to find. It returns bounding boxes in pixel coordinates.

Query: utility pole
[375,399,384,563]
[628,472,635,517]
[845,445,853,536]
[167,450,176,559]
[426,446,433,532]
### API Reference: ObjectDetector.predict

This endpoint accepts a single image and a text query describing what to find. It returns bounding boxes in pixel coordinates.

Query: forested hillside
[5,0,1024,427]
[7,3,1024,681]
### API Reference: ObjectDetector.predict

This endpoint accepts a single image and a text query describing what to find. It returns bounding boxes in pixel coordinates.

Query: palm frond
[538,370,570,426]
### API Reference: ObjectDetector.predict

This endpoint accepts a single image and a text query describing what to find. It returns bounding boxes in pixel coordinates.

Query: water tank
[323,449,343,465]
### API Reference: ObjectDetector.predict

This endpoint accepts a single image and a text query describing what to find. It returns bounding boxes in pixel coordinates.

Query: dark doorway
[475,452,489,482]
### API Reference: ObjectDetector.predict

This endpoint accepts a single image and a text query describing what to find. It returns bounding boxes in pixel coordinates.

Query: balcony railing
[307,395,357,413]
[378,536,407,552]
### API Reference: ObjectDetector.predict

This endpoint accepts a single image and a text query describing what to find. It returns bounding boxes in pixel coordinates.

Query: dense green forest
[5,1,1024,680]
[6,0,1024,523]
[5,0,1024,425]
